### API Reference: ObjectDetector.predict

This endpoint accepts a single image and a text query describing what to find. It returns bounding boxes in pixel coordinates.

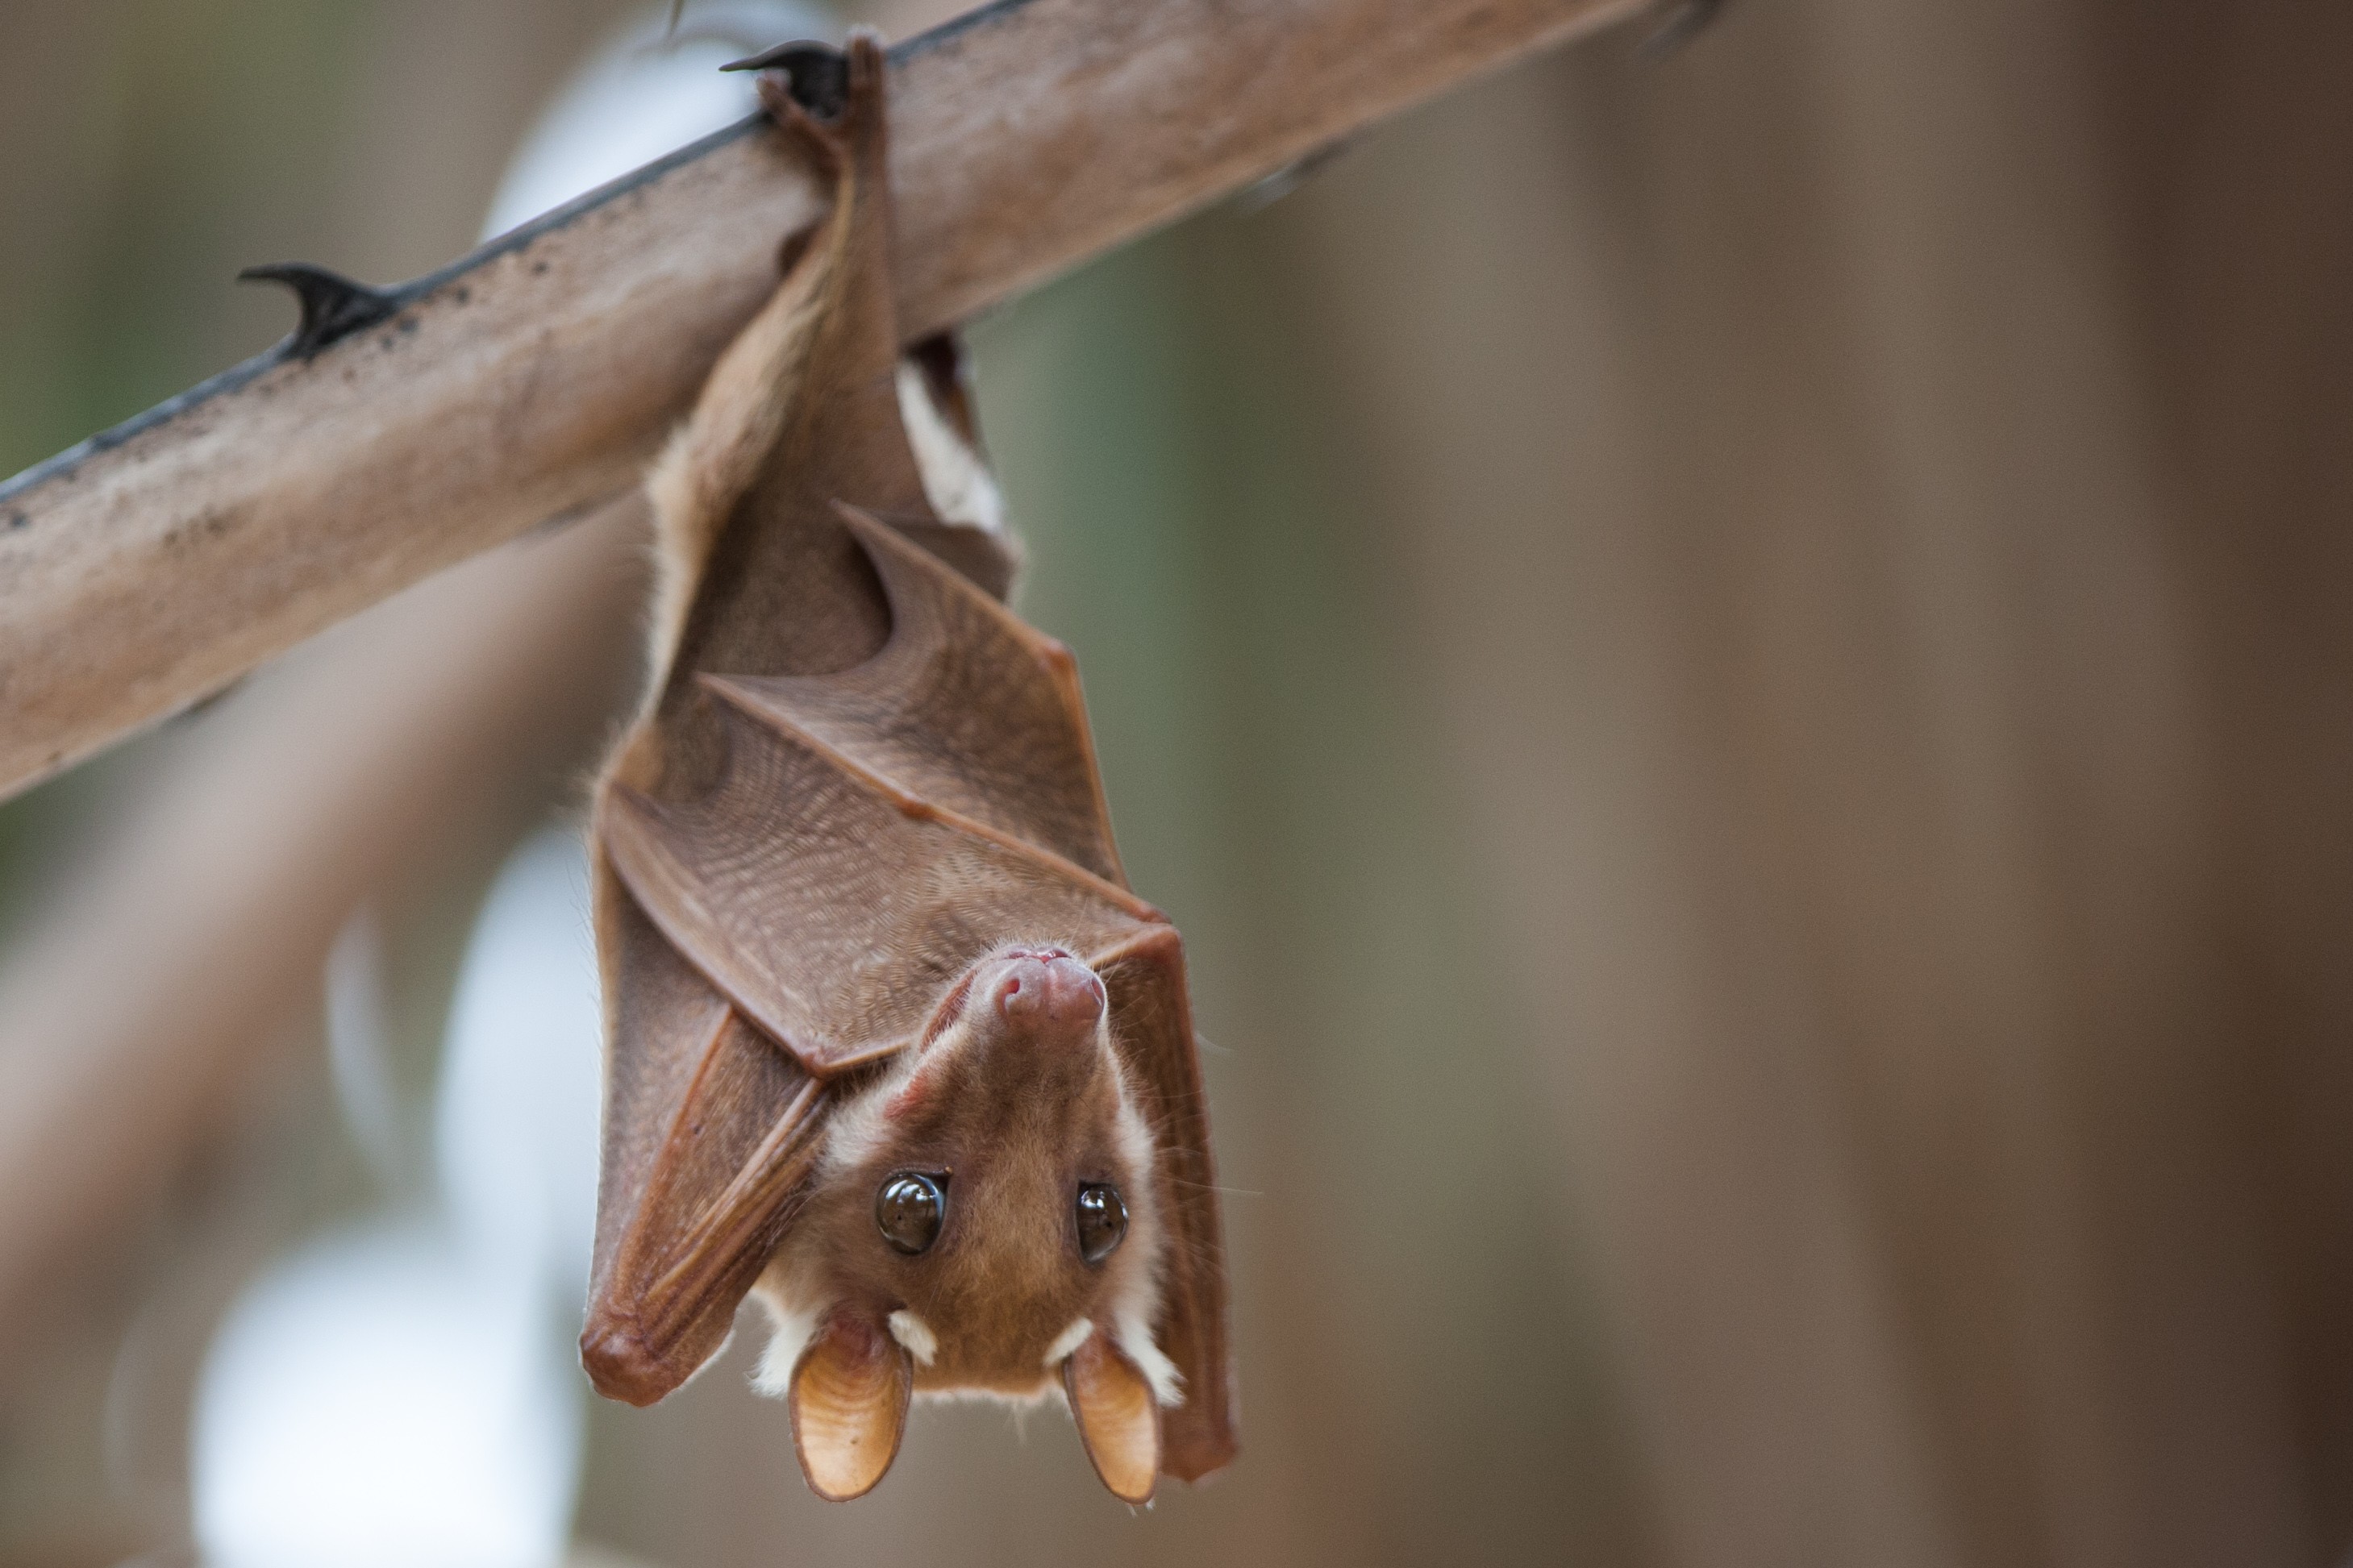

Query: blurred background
[3,0,2352,1565]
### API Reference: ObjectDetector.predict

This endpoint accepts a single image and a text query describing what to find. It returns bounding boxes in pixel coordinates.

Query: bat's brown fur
[752,946,1172,1401]
[581,31,1235,1502]
[615,35,923,802]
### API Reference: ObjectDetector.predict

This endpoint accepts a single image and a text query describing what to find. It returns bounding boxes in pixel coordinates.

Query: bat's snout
[988,948,1105,1038]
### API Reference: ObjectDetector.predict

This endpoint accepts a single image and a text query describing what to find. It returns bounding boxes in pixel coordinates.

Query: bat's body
[579,35,1234,1503]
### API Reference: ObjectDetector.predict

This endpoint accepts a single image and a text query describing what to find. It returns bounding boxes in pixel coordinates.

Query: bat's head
[752,945,1174,1502]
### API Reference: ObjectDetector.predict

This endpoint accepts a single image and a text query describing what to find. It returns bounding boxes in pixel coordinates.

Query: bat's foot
[722,26,885,119]
[724,29,887,174]
[723,38,850,120]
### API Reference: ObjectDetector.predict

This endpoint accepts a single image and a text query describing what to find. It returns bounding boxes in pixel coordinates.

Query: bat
[577,32,1236,1504]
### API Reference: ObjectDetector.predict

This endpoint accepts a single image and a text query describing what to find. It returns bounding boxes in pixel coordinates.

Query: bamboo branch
[0,0,1638,801]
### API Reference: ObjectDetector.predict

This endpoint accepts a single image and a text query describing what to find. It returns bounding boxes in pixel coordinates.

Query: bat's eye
[877,1172,947,1254]
[1075,1183,1127,1264]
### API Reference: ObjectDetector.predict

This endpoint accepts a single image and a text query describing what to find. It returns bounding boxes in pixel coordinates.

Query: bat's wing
[704,505,1129,888]
[1090,921,1239,1482]
[599,709,1152,1077]
[584,876,829,1403]
[594,515,1237,1472]
[601,507,1164,1077]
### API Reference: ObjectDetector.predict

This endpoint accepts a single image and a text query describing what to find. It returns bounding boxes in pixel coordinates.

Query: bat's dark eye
[1075,1183,1127,1264]
[877,1172,946,1254]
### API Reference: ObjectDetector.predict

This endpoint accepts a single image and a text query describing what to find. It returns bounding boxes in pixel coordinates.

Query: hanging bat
[577,33,1235,1504]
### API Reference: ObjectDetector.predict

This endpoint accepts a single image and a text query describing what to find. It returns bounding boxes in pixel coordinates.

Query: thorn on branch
[237,264,404,360]
[721,40,850,121]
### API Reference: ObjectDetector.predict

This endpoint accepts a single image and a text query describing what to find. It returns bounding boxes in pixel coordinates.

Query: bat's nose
[991,950,1104,1037]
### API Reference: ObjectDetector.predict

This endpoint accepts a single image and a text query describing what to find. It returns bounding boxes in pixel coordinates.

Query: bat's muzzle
[987,949,1106,1039]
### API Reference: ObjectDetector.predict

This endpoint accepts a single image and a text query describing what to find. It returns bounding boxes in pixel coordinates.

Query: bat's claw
[722,37,850,121]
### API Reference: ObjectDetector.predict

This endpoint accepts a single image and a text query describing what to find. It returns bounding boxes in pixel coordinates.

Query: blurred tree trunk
[2111,0,2353,1547]
[1288,2,2353,1564]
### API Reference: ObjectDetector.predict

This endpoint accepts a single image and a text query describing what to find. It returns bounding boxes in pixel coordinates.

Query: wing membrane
[708,507,1129,888]
[584,871,828,1404]
[1090,924,1237,1480]
[603,693,1156,1076]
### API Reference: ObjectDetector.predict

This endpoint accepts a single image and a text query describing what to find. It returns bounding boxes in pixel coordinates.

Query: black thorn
[237,263,402,359]
[719,40,848,120]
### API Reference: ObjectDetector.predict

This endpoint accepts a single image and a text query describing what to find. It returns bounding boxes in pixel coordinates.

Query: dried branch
[0,0,1638,801]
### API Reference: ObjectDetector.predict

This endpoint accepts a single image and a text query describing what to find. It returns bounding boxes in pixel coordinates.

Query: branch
[0,0,1638,801]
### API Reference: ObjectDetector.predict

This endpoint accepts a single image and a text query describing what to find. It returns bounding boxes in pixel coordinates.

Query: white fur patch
[1096,1052,1181,1407]
[1112,1098,1156,1205]
[816,1043,933,1179]
[888,1309,939,1367]
[640,258,831,699]
[1113,1312,1184,1408]
[917,1382,1060,1409]
[1042,1316,1095,1368]
[751,1299,820,1399]
[896,360,1006,535]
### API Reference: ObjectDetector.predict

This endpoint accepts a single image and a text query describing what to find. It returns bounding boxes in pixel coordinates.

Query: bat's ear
[1063,1332,1161,1504]
[789,1311,914,1500]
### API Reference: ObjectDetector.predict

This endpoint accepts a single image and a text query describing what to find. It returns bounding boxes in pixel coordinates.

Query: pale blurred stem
[0,0,1643,801]
[0,501,648,1373]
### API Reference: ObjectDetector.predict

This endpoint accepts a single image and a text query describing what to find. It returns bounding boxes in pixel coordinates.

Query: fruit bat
[578,33,1235,1504]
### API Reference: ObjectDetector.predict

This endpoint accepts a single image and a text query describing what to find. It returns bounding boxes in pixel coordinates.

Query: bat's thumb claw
[580,1319,675,1408]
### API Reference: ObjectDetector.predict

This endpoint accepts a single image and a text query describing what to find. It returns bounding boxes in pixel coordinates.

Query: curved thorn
[236,263,402,359]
